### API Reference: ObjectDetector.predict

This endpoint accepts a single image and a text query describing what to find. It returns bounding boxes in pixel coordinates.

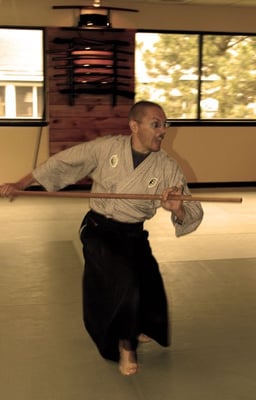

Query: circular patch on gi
[148,177,158,188]
[110,154,118,168]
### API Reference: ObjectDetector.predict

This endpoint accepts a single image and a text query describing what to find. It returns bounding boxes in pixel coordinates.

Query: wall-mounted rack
[46,27,135,159]
[49,33,135,106]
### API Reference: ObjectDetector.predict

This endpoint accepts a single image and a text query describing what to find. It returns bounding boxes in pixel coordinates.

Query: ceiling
[130,0,256,6]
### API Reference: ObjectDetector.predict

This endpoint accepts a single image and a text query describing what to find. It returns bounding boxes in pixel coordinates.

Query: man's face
[130,106,168,153]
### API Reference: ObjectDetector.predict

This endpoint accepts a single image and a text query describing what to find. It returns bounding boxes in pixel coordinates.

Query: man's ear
[129,120,138,133]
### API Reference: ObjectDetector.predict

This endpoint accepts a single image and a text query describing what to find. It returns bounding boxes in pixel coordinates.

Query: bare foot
[118,340,138,376]
[137,334,152,343]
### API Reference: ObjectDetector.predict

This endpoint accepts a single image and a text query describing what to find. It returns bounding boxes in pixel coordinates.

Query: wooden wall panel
[46,27,135,160]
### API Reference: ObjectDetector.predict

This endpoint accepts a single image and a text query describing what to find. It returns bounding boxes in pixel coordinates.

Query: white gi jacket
[33,135,203,237]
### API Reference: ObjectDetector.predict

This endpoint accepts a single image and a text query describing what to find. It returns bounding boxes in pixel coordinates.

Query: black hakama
[80,210,170,362]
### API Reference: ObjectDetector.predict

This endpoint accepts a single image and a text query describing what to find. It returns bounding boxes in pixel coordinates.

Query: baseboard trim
[26,181,256,192]
[188,181,256,189]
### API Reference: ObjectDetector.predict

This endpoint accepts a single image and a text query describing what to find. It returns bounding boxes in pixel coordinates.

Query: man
[0,100,203,376]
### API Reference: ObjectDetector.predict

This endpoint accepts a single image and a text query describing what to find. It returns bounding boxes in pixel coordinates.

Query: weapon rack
[47,28,135,107]
[46,28,135,165]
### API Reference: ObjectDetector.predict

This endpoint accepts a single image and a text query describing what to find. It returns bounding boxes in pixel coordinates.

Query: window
[135,31,256,123]
[0,27,45,125]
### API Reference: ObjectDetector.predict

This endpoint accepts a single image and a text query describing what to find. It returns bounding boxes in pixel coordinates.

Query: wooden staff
[12,190,243,203]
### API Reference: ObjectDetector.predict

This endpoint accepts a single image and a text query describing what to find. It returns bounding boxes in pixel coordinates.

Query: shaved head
[128,100,164,122]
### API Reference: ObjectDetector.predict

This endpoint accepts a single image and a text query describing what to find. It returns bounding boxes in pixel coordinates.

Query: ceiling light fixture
[93,0,101,7]
[52,4,139,29]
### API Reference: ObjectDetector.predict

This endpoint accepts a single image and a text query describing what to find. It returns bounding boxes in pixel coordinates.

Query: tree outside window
[136,32,256,120]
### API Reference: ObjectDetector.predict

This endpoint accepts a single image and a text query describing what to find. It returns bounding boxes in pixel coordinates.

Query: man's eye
[151,121,159,129]
[150,121,170,129]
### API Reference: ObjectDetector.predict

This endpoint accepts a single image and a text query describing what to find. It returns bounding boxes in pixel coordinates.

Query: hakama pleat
[80,210,170,362]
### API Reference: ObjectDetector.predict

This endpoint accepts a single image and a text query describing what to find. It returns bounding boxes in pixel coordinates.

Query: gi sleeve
[171,200,204,237]
[32,140,100,192]
[164,155,204,237]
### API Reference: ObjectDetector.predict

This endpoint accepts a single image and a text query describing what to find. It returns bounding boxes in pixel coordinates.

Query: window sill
[0,119,48,127]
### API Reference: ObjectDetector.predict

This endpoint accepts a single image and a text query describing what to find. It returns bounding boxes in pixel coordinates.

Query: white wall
[0,0,255,183]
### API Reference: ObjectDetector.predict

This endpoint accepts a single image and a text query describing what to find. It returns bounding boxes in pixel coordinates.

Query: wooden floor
[1,187,256,400]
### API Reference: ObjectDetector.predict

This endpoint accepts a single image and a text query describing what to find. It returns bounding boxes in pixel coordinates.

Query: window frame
[136,29,256,127]
[0,25,47,127]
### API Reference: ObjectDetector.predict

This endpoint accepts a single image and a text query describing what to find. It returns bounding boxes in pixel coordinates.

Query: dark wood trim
[0,120,48,127]
[26,182,255,192]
